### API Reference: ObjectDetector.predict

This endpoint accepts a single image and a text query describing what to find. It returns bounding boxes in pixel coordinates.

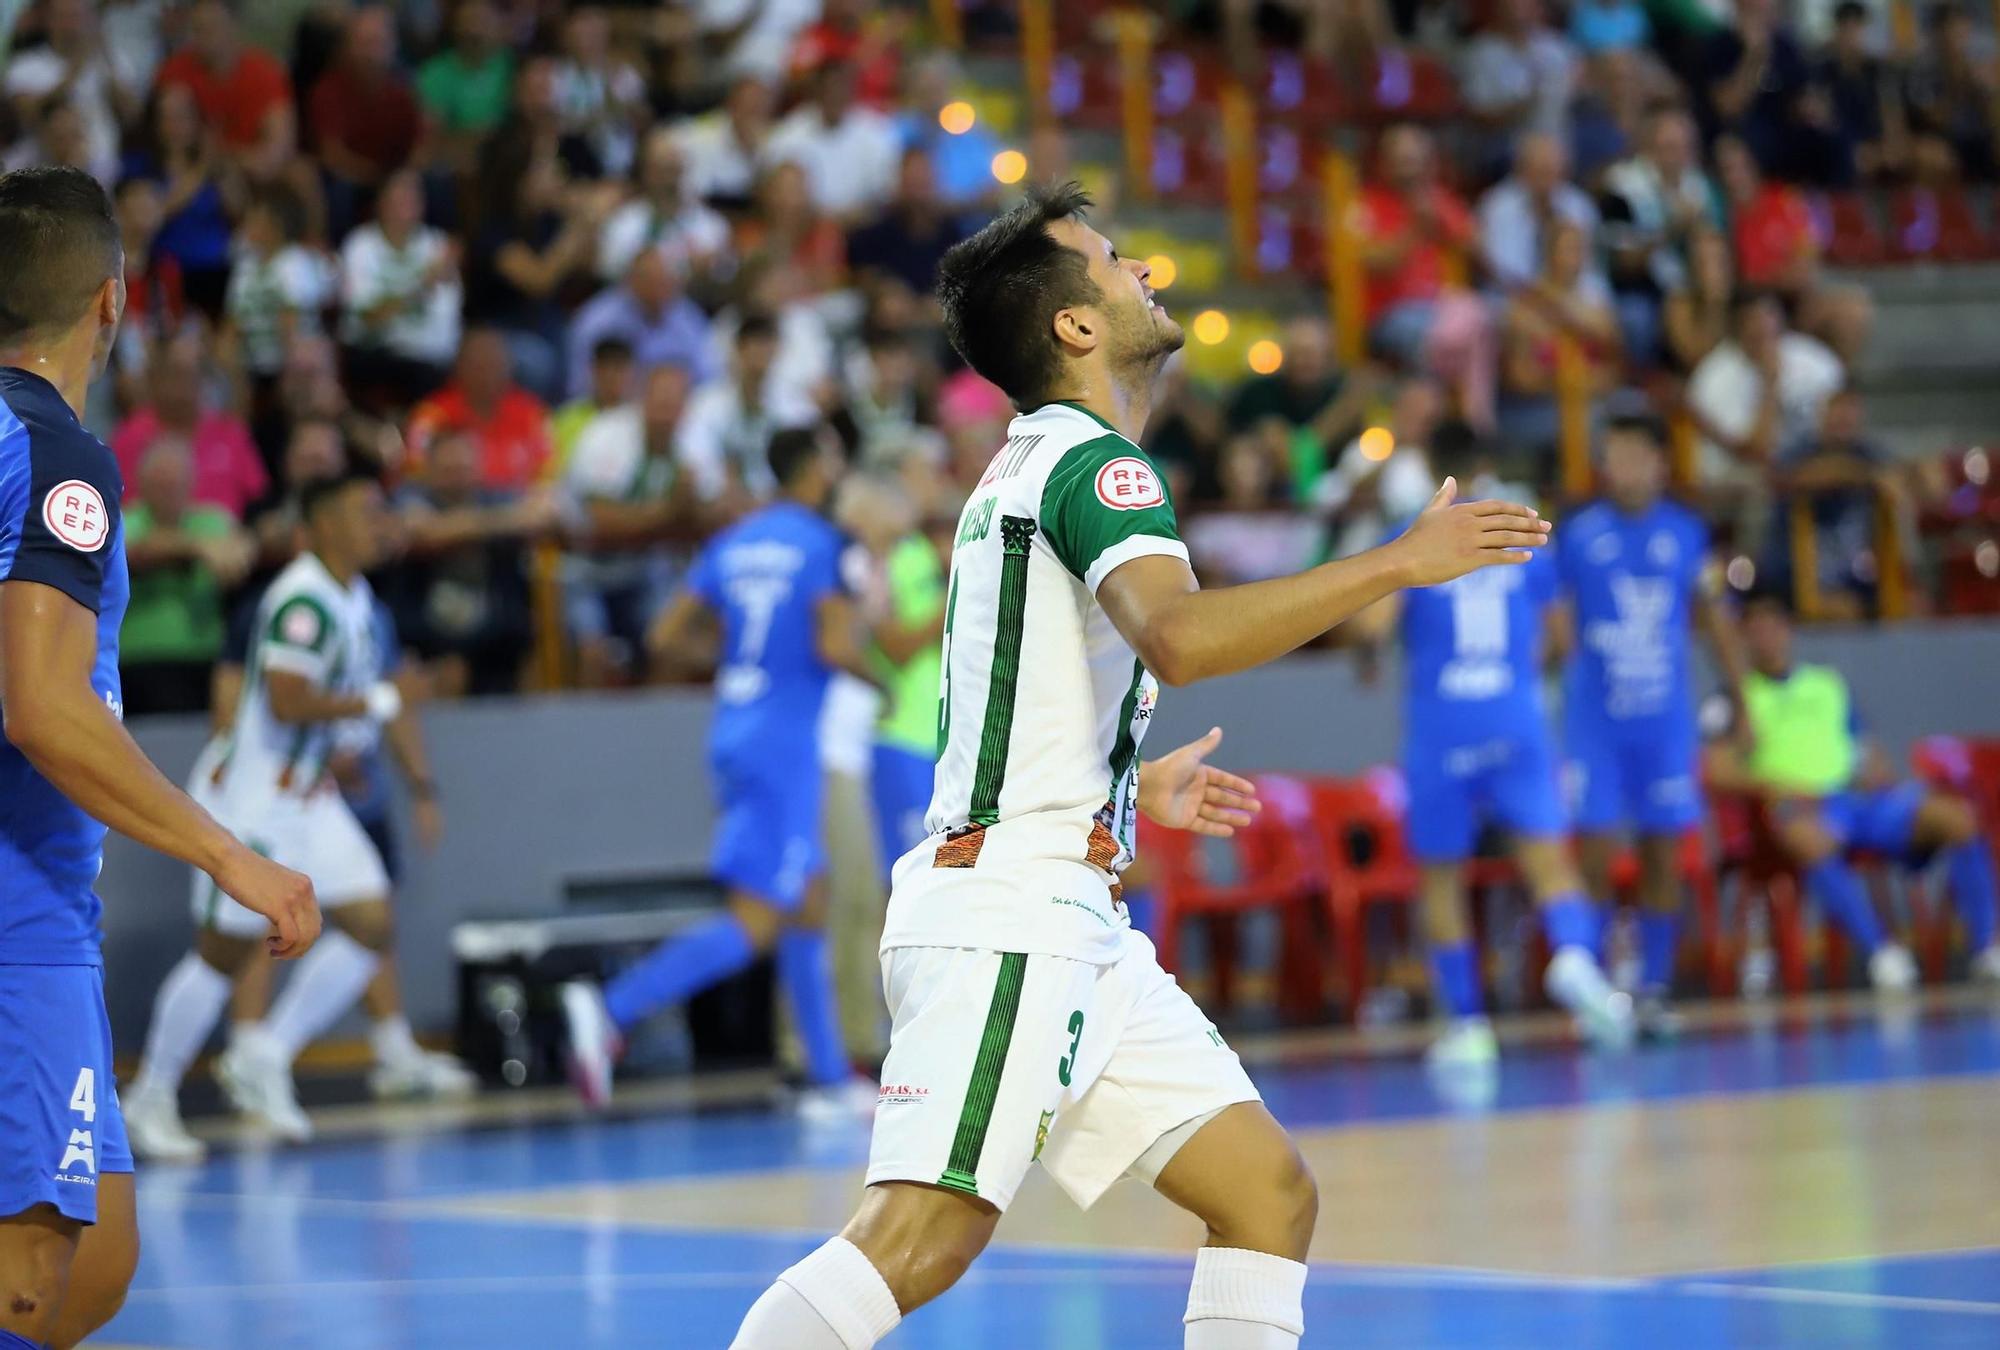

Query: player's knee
[335,902,395,953]
[1224,1140,1318,1256]
[726,897,785,953]
[842,1186,997,1312]
[0,1218,75,1340]
[1926,796,1978,847]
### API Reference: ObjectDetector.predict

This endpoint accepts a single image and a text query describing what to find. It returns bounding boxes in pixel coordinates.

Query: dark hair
[735,311,779,345]
[1604,410,1666,447]
[1428,418,1483,479]
[591,336,635,364]
[936,181,1103,409]
[245,184,306,243]
[1833,0,1869,21]
[0,166,121,346]
[1742,586,1793,617]
[1729,287,1777,325]
[299,467,381,520]
[767,426,824,488]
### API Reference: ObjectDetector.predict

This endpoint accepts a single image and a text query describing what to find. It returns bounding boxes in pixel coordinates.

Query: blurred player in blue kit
[0,166,317,1349]
[1357,446,1634,1068]
[561,428,881,1116]
[1554,413,1746,1035]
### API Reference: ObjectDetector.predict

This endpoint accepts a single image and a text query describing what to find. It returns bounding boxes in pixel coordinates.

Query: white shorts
[190,785,389,937]
[866,927,1260,1212]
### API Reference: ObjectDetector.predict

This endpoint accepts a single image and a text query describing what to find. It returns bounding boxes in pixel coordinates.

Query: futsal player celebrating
[0,165,318,1350]
[1555,412,1746,1036]
[726,183,1552,1350]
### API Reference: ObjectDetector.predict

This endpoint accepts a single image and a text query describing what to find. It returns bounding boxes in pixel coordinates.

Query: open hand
[1138,727,1262,837]
[1389,477,1550,587]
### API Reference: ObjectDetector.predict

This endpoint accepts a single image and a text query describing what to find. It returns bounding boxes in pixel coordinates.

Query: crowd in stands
[3,0,1988,713]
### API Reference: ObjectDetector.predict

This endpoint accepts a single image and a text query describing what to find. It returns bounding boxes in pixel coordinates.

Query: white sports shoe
[1868,944,1918,993]
[1971,945,2000,985]
[1545,947,1637,1051]
[792,1076,880,1126]
[1424,1017,1500,1070]
[123,1082,206,1164]
[559,981,622,1109]
[370,1049,480,1101]
[216,1035,313,1144]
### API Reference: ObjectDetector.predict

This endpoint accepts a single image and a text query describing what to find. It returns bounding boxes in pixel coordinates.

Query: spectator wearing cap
[339,169,463,412]
[157,0,296,185]
[597,127,733,286]
[408,329,556,492]
[307,5,426,236]
[562,364,702,687]
[847,149,972,301]
[764,59,902,224]
[119,436,256,716]
[677,313,820,508]
[1461,0,1580,178]
[568,249,719,401]
[678,74,776,211]
[112,332,269,521]
[1715,135,1873,363]
[418,0,515,174]
[1356,125,1496,431]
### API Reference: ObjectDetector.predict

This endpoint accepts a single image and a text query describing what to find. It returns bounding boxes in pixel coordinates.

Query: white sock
[1184,1247,1307,1349]
[133,953,233,1099]
[260,929,381,1064]
[732,1237,901,1350]
[371,1012,422,1067]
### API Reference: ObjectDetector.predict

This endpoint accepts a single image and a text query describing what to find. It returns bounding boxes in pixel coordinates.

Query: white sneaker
[215,1036,313,1144]
[1971,945,2000,985]
[370,1049,480,1101]
[792,1076,880,1126]
[1424,1017,1499,1070]
[1545,947,1636,1051]
[559,981,622,1109]
[123,1082,206,1164]
[1869,944,1918,993]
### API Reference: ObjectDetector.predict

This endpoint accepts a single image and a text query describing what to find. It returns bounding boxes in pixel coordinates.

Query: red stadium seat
[1305,775,1418,1019]
[1142,774,1326,1018]
[1889,187,1997,262]
[1814,192,1890,267]
[1598,830,1727,996]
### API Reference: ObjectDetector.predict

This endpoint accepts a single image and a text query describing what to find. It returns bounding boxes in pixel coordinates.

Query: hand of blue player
[1139,727,1262,838]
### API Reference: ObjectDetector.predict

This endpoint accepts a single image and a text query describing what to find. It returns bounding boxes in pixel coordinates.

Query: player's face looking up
[1045,217,1185,375]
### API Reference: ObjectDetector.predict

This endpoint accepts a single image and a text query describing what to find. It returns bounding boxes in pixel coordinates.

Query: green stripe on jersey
[938,952,1029,1196]
[967,516,1035,826]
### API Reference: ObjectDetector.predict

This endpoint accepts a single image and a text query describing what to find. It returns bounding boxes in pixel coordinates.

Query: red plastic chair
[1815,191,1890,267]
[1141,773,1325,1017]
[1304,775,1419,1019]
[1598,830,1728,995]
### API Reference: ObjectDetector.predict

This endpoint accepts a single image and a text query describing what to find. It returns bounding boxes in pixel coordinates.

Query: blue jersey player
[1555,412,1746,1035]
[562,429,878,1115]
[1358,473,1633,1070]
[0,167,317,1349]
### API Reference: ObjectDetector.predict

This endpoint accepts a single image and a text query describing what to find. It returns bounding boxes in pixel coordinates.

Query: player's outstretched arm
[0,580,321,956]
[1099,477,1548,686]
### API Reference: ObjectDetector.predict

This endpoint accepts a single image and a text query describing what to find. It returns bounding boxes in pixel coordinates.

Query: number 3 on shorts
[1058,1011,1085,1086]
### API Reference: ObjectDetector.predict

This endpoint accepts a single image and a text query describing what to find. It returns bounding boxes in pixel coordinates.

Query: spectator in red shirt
[1717,134,1873,362]
[788,0,904,108]
[308,5,426,236]
[407,328,555,491]
[111,332,271,521]
[157,0,294,181]
[1356,125,1496,430]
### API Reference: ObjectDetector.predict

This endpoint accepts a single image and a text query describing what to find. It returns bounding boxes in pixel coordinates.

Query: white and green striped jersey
[211,552,379,810]
[880,401,1186,964]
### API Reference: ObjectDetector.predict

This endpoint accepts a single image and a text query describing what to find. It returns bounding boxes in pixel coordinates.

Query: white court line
[1671,1281,2000,1318]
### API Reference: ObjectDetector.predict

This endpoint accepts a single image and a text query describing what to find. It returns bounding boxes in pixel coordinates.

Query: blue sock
[776,928,849,1087]
[1945,841,1999,951]
[1640,910,1681,993]
[1540,893,1599,954]
[0,1331,45,1349]
[1805,859,1886,952]
[604,914,757,1029]
[1429,941,1485,1018]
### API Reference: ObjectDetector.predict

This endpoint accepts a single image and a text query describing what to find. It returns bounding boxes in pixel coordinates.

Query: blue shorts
[0,964,132,1225]
[710,753,824,909]
[1566,715,1703,836]
[1792,781,1928,858]
[1405,731,1569,862]
[871,743,935,877]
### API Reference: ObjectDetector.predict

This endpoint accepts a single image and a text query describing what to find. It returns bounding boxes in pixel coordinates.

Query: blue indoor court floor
[101,991,2000,1349]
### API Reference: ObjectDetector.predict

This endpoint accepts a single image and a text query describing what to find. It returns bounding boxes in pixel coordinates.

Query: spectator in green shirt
[418,0,515,173]
[1224,316,1382,505]
[120,437,255,716]
[551,336,635,477]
